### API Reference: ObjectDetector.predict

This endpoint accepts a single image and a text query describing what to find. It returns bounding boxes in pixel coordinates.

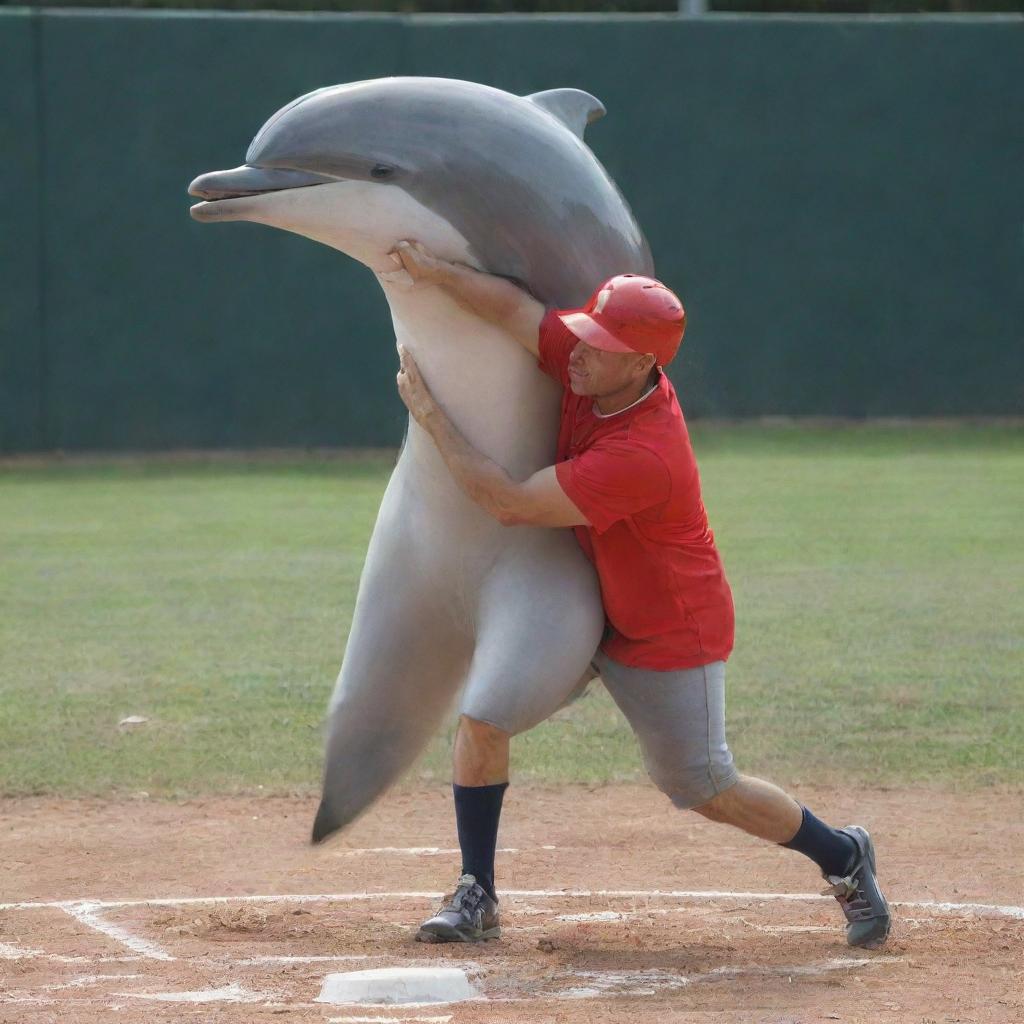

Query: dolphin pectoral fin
[525,89,606,138]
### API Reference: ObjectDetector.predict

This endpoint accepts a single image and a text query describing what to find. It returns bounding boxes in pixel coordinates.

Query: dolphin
[188,77,654,843]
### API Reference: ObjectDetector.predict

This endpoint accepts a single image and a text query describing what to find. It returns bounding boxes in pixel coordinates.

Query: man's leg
[693,777,890,947]
[597,655,891,948]
[693,775,858,878]
[416,715,508,943]
[692,774,801,841]
[452,714,510,900]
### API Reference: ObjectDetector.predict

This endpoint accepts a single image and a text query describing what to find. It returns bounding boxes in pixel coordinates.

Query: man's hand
[389,240,450,285]
[395,347,587,529]
[387,239,544,357]
[396,345,438,427]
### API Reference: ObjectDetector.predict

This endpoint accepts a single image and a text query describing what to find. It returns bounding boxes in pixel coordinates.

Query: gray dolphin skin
[188,77,653,843]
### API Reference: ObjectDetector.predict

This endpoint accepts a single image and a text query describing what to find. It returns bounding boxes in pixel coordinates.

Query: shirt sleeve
[555,441,672,534]
[536,309,576,388]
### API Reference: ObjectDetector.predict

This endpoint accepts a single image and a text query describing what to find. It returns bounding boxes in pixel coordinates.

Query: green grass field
[2,424,1021,798]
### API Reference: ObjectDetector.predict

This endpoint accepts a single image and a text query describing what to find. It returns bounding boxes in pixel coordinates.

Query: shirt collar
[591,370,663,420]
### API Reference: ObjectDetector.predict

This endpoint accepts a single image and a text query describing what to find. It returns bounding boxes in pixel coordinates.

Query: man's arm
[397,346,587,528]
[390,240,545,358]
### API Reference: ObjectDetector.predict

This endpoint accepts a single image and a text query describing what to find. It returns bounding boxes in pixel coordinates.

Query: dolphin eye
[370,164,394,180]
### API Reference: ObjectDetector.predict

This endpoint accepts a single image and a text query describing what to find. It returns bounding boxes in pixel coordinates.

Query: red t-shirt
[538,309,735,670]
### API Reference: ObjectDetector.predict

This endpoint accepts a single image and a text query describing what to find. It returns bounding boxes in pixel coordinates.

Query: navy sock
[453,782,508,900]
[781,806,857,877]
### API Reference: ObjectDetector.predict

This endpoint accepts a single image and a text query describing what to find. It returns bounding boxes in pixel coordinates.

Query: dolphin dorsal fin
[526,89,606,139]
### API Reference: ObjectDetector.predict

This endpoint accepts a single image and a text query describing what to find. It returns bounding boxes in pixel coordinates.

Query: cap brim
[557,312,637,354]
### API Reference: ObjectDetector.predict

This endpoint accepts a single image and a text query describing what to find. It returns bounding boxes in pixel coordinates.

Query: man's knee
[454,716,509,765]
[648,759,739,812]
[691,783,739,819]
[457,714,510,745]
[454,715,510,787]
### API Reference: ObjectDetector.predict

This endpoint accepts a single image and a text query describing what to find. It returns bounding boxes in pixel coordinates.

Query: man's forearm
[391,241,542,353]
[420,405,525,525]
[397,344,584,529]
[434,262,528,328]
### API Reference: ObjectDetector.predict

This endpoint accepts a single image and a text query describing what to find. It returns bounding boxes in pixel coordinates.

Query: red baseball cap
[557,274,686,366]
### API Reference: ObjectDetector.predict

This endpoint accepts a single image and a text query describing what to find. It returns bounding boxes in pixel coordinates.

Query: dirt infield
[2,784,1021,1023]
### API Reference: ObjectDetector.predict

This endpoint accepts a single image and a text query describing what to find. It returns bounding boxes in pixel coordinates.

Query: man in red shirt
[391,241,890,951]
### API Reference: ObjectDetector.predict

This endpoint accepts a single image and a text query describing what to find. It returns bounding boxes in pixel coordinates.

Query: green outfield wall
[1,11,1021,451]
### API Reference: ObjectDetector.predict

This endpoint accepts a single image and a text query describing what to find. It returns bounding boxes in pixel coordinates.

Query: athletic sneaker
[416,873,501,944]
[821,825,892,949]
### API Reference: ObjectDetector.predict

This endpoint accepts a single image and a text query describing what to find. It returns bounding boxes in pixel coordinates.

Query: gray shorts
[594,652,739,810]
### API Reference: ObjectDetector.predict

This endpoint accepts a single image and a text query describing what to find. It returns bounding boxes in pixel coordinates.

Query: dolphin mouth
[188,164,337,220]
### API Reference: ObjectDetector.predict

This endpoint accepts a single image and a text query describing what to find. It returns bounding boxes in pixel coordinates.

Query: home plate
[316,967,478,1006]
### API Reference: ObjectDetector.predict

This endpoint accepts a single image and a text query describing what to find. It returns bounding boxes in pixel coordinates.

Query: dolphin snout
[188,165,338,220]
[188,172,247,202]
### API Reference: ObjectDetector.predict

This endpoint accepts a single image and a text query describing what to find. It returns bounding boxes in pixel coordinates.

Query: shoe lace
[822,870,877,921]
[441,874,484,914]
[821,873,859,900]
[821,834,865,903]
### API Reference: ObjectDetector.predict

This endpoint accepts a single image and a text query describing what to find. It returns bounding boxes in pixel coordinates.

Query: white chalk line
[0,941,143,965]
[528,957,905,1002]
[555,967,690,1000]
[116,981,269,1003]
[327,1017,453,1023]
[0,952,911,1012]
[702,955,904,980]
[238,954,386,965]
[41,974,145,992]
[0,891,439,911]
[334,847,523,858]
[5,888,1020,919]
[3,888,1016,983]
[488,957,906,1003]
[551,908,835,933]
[1,942,48,960]
[62,901,174,961]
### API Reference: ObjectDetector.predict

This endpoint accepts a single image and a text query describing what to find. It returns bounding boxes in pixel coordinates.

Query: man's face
[567,340,651,398]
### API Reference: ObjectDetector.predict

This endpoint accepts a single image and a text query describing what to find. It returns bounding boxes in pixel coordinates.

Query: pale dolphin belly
[386,284,606,723]
[312,285,603,840]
